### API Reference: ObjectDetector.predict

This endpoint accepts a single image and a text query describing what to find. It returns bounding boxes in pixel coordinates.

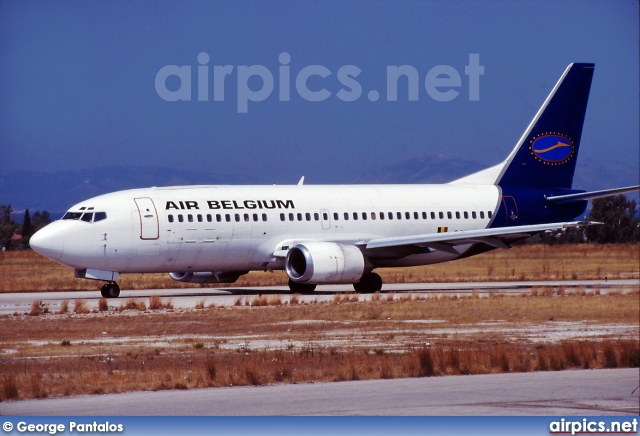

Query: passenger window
[455,212,460,219]
[168,215,174,223]
[262,213,267,222]
[344,212,349,220]
[431,212,436,219]
[244,214,249,222]
[280,213,285,221]
[289,213,294,221]
[188,215,193,222]
[464,211,469,219]
[305,213,311,221]
[207,214,212,222]
[178,215,184,222]
[94,212,107,222]
[405,212,410,220]
[297,213,303,221]
[488,211,493,218]
[322,212,328,220]
[447,212,452,219]
[388,212,393,220]
[235,214,241,222]
[253,213,258,222]
[334,212,339,220]
[81,213,93,222]
[379,212,385,220]
[362,212,367,220]
[216,214,222,222]
[225,214,231,222]
[472,211,477,219]
[353,212,358,220]
[371,212,376,220]
[197,214,203,222]
[397,212,402,220]
[422,212,427,219]
[480,211,485,219]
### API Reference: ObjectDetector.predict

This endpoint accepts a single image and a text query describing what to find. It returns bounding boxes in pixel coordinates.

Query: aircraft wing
[365,221,598,254]
[545,186,640,204]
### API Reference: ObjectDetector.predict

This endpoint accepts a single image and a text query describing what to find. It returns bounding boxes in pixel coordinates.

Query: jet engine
[168,271,248,284]
[285,242,365,284]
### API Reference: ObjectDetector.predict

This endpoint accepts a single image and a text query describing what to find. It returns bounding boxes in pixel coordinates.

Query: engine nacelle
[168,271,248,284]
[285,242,365,284]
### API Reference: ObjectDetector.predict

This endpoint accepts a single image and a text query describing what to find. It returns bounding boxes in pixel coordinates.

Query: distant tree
[0,205,17,250]
[22,209,32,241]
[585,195,639,243]
[0,206,52,250]
[0,204,12,225]
[533,226,585,245]
[32,210,51,229]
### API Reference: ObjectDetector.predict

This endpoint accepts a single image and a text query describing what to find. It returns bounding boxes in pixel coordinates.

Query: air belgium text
[165,200,295,210]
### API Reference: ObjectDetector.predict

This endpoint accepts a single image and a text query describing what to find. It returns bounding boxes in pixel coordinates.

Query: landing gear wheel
[288,279,316,294]
[353,272,383,294]
[100,282,120,298]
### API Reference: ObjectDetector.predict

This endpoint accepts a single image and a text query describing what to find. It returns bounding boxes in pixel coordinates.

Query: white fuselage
[36,183,501,274]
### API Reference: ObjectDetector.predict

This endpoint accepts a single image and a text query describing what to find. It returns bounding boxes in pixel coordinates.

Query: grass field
[1,243,638,292]
[1,289,638,400]
[1,244,638,401]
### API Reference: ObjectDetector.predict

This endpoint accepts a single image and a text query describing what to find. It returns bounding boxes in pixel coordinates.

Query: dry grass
[148,295,173,310]
[120,298,146,311]
[57,300,69,315]
[28,300,48,316]
[98,298,109,312]
[0,290,637,401]
[0,339,636,400]
[1,244,637,293]
[73,299,89,314]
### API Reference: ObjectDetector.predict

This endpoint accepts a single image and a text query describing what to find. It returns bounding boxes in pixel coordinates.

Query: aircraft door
[134,197,159,239]
[501,196,519,226]
[321,209,331,230]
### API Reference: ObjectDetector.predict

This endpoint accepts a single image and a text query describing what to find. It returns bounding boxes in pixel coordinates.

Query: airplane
[30,63,639,298]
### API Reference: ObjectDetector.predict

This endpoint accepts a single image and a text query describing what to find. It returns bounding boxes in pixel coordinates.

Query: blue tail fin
[496,63,594,189]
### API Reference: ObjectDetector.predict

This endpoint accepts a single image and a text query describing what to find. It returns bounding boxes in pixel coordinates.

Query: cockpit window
[62,211,107,222]
[62,212,83,220]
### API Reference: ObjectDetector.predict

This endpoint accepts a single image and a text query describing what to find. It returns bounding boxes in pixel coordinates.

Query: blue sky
[1,0,638,185]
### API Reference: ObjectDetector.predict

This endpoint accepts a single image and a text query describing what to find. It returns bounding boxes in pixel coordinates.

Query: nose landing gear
[100,282,121,298]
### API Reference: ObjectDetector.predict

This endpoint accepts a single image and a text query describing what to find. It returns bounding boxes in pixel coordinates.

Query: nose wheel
[100,282,121,298]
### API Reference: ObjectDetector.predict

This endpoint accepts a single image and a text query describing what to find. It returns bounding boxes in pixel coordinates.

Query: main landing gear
[100,282,120,298]
[352,272,383,294]
[287,273,383,294]
[288,279,317,294]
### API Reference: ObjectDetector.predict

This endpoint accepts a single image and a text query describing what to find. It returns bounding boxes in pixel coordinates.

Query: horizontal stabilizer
[546,186,640,204]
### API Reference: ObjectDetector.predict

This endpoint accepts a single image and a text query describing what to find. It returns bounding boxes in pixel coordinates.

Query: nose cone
[30,223,65,261]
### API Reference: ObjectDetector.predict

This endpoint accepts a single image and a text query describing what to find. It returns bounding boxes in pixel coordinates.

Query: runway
[2,368,638,416]
[0,279,636,315]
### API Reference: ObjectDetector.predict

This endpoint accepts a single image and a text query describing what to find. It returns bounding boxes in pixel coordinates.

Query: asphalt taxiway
[2,368,638,416]
[0,279,636,315]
